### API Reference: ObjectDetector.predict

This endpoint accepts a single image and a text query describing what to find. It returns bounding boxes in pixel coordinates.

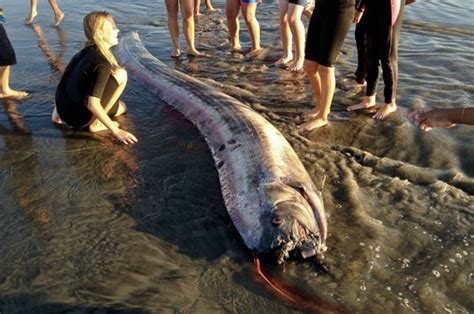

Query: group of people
[0,1,471,147]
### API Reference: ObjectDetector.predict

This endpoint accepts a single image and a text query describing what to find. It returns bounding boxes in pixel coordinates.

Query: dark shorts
[289,0,308,6]
[0,24,17,66]
[305,0,354,67]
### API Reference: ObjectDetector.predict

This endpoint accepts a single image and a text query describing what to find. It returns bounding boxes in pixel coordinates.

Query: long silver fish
[116,33,327,263]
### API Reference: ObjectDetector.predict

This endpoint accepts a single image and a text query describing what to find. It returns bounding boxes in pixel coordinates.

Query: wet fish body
[116,33,327,262]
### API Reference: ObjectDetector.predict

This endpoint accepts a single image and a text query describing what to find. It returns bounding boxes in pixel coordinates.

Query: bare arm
[87,96,138,144]
[408,107,474,131]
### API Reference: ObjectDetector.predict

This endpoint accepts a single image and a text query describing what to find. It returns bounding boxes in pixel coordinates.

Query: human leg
[89,70,128,132]
[354,13,368,84]
[348,2,379,112]
[194,0,202,15]
[226,0,241,52]
[180,0,202,56]
[48,0,64,26]
[0,66,29,99]
[299,64,334,130]
[275,0,292,66]
[241,3,262,58]
[287,3,305,71]
[301,60,321,118]
[165,0,181,57]
[205,0,215,12]
[25,0,38,24]
[373,0,404,120]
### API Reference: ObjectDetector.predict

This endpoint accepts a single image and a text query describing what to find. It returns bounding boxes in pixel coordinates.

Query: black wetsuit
[0,24,16,66]
[55,45,119,129]
[305,0,354,67]
[356,0,405,103]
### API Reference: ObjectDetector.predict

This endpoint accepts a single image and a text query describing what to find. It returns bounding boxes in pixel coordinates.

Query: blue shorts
[240,0,262,5]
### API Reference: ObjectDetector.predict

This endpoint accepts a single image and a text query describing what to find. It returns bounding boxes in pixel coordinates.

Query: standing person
[25,0,64,27]
[165,0,202,58]
[352,10,368,86]
[226,0,262,59]
[0,9,29,99]
[52,11,137,145]
[347,0,405,120]
[298,0,354,131]
[275,0,308,71]
[194,0,215,16]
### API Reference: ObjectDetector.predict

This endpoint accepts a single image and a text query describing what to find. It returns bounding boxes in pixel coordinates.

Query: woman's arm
[87,96,137,144]
[353,0,365,23]
[409,107,474,131]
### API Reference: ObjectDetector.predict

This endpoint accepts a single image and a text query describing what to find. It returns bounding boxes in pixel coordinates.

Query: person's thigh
[165,0,179,16]
[226,0,240,17]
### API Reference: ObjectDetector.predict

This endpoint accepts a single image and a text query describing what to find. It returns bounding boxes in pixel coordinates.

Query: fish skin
[116,33,327,257]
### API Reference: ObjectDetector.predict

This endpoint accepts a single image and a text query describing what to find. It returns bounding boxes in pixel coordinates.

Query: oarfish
[116,33,327,263]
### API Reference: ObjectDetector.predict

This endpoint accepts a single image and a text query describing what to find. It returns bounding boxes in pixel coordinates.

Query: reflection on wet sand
[29,23,66,80]
[0,98,50,224]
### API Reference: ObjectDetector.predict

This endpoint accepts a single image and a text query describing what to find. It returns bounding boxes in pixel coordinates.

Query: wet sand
[0,0,472,313]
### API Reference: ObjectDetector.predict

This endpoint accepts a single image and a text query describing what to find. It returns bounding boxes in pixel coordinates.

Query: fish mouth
[270,214,325,264]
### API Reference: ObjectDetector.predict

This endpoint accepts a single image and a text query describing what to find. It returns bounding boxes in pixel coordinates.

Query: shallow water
[0,0,472,313]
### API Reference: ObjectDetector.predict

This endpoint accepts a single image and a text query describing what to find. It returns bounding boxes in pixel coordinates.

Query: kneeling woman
[52,11,137,145]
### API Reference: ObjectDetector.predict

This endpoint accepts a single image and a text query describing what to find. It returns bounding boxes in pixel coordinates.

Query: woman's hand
[113,129,138,145]
[408,109,455,131]
[353,9,363,24]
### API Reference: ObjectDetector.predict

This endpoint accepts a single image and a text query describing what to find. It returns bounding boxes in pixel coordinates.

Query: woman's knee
[226,7,239,19]
[304,60,318,75]
[225,0,240,19]
[115,100,127,116]
[317,64,334,75]
[242,11,256,24]
[279,13,288,26]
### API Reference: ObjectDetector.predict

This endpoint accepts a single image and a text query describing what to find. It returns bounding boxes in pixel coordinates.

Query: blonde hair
[83,11,119,67]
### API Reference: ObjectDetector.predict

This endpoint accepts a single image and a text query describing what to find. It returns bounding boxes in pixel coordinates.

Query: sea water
[0,0,472,312]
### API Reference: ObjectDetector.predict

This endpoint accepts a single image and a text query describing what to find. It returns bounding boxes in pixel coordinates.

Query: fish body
[116,33,327,262]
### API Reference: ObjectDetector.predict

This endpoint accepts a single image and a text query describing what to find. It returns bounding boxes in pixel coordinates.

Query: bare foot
[288,58,304,72]
[54,11,64,27]
[186,48,205,57]
[274,55,293,67]
[89,120,119,133]
[298,117,328,132]
[347,79,367,89]
[0,90,30,100]
[207,6,216,13]
[171,48,181,58]
[25,11,38,24]
[51,106,67,125]
[372,102,397,120]
[229,44,242,53]
[347,96,376,112]
[245,47,264,60]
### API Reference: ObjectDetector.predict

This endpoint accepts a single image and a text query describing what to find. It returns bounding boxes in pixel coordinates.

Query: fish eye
[272,216,283,226]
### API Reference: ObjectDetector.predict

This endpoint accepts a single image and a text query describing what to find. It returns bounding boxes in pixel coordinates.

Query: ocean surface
[0,0,472,312]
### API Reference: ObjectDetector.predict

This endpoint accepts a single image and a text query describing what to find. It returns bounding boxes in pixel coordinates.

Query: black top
[0,24,17,66]
[55,45,112,128]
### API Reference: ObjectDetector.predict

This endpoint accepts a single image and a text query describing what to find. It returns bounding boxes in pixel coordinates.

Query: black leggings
[364,0,404,103]
[354,13,368,84]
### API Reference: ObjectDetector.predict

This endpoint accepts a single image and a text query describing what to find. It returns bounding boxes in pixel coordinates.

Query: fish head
[270,200,325,264]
